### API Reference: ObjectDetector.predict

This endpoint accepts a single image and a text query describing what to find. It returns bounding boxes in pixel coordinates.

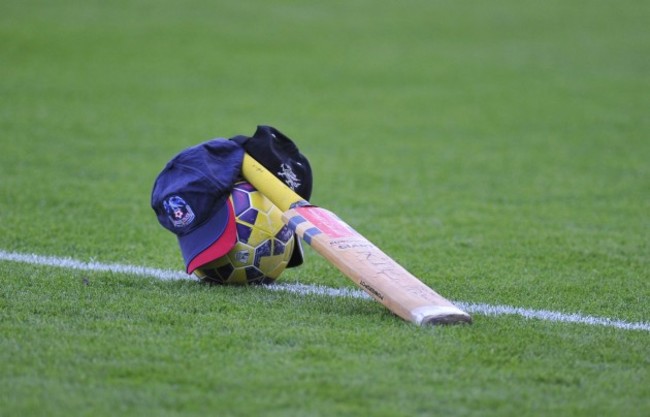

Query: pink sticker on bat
[295,207,357,238]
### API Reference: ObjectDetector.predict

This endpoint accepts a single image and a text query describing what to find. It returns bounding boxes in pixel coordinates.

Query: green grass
[1,0,649,416]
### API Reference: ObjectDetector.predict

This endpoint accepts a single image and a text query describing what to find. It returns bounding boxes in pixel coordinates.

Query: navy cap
[231,125,313,268]
[151,139,244,273]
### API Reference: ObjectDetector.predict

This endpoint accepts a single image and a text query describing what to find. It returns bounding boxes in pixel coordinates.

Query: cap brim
[179,199,237,274]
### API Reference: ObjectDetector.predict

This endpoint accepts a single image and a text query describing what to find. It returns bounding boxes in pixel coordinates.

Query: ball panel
[248,190,273,213]
[231,188,251,216]
[236,223,253,244]
[244,266,264,282]
[238,208,259,227]
[275,225,293,244]
[254,240,272,267]
[273,240,286,256]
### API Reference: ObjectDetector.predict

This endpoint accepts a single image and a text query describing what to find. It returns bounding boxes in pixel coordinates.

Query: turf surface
[1,1,648,416]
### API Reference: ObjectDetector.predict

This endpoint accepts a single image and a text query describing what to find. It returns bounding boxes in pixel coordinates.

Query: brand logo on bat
[360,280,384,300]
[329,239,374,250]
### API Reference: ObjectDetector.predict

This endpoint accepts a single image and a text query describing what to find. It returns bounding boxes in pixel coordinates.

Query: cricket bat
[242,154,471,326]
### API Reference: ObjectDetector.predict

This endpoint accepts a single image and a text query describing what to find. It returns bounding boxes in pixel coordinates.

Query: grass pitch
[1,1,649,416]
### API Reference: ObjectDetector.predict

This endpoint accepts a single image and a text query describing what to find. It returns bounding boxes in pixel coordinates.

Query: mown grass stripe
[1,249,648,332]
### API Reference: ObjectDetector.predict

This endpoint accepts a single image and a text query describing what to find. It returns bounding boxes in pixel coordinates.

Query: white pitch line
[0,250,194,282]
[1,249,648,332]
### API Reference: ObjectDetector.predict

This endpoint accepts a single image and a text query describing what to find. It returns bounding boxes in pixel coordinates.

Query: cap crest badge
[163,196,195,228]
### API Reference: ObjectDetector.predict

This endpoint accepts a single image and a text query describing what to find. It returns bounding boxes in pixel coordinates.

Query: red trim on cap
[186,200,237,274]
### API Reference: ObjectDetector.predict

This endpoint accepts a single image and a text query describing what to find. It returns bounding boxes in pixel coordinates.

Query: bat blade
[241,153,471,326]
[284,206,471,325]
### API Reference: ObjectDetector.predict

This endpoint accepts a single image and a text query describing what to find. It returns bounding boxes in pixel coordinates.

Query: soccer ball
[194,182,295,285]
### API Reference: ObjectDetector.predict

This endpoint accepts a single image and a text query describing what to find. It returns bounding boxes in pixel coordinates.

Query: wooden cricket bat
[242,154,471,325]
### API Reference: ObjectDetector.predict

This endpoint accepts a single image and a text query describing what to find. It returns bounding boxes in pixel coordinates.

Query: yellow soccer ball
[194,182,295,285]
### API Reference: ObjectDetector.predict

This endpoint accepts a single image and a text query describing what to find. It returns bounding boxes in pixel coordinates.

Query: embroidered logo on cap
[277,163,301,191]
[163,196,195,228]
